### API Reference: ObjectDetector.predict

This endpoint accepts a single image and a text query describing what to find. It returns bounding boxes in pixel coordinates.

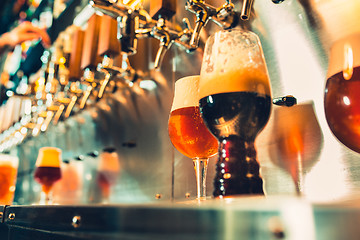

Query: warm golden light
[343,43,354,80]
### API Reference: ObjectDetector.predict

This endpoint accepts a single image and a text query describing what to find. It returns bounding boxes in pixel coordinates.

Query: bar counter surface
[0,196,359,240]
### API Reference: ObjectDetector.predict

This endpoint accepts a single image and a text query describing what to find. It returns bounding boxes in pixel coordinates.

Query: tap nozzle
[186,0,214,49]
[186,0,237,49]
[241,0,253,20]
[272,0,285,3]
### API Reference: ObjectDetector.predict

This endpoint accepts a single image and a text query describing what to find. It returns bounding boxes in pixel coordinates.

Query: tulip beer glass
[96,148,120,203]
[199,29,272,197]
[34,147,62,204]
[324,33,360,153]
[269,101,323,195]
[168,76,218,200]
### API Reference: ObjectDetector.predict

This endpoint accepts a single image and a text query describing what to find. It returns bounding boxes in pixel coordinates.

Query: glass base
[213,136,264,197]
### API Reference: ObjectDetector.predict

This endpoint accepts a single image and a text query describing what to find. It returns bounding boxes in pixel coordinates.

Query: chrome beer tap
[89,0,194,69]
[148,17,193,69]
[185,0,238,49]
[79,14,103,109]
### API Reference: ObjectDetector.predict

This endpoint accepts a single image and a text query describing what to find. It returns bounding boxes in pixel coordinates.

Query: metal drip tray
[2,196,360,240]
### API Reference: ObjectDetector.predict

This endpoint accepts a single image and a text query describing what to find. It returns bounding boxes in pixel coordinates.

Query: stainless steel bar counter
[1,196,360,240]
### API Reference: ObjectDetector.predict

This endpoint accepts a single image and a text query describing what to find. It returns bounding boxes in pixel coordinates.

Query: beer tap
[79,14,102,109]
[185,0,238,49]
[149,17,193,69]
[65,26,86,117]
[133,0,193,69]
[96,15,123,99]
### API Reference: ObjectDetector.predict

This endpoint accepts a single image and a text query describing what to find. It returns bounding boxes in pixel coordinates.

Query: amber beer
[324,34,360,153]
[168,77,218,159]
[199,30,272,197]
[169,106,218,159]
[0,155,19,205]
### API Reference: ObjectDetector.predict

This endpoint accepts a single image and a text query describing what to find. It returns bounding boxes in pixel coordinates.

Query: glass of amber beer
[0,154,19,205]
[96,148,120,203]
[34,147,62,204]
[168,76,218,200]
[324,33,360,154]
[199,29,272,197]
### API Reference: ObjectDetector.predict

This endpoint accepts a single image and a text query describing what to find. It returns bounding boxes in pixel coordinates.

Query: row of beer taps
[90,0,243,65]
[0,0,287,152]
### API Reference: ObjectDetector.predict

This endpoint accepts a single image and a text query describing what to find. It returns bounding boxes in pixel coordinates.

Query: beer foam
[36,147,62,167]
[199,67,271,99]
[171,76,200,111]
[0,154,19,168]
[327,33,360,78]
[199,30,271,98]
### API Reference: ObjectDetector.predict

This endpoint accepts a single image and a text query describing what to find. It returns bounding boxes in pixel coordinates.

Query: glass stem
[193,158,209,200]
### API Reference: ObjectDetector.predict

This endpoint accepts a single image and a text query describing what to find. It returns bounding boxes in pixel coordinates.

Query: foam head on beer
[36,147,62,167]
[98,150,120,172]
[171,75,200,112]
[199,30,271,99]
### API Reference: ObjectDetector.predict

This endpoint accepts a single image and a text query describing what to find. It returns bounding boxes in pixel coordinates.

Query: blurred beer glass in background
[268,101,323,195]
[52,158,83,204]
[34,147,62,204]
[324,34,360,154]
[311,0,360,154]
[168,76,218,200]
[0,154,19,205]
[96,148,120,203]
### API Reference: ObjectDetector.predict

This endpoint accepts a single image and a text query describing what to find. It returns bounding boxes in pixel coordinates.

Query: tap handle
[273,95,297,107]
[98,15,121,58]
[53,104,65,125]
[81,14,102,71]
[98,73,112,99]
[150,0,176,20]
[69,27,85,81]
[80,85,93,109]
[35,110,54,134]
[64,95,78,118]
[118,14,139,55]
